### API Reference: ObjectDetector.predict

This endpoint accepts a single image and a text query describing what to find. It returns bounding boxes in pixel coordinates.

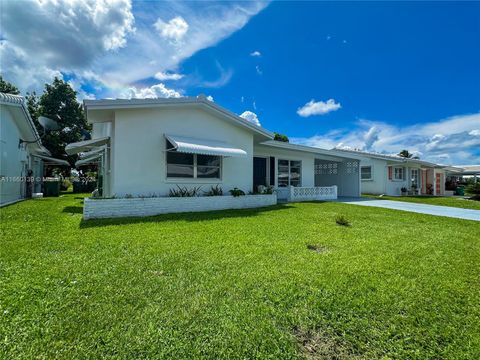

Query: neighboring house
[333,148,457,196]
[0,92,69,206]
[66,96,361,205]
[454,165,480,182]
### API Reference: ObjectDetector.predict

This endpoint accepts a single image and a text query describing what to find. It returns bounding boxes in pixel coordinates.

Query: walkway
[336,198,480,222]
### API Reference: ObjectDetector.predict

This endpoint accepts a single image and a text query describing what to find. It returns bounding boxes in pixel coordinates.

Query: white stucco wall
[110,107,254,197]
[359,158,387,195]
[0,106,28,205]
[359,157,445,196]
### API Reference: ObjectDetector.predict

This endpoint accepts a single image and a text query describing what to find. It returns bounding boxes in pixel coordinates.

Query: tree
[0,76,20,95]
[274,132,289,142]
[398,149,419,159]
[465,182,480,200]
[37,77,90,168]
[26,92,40,127]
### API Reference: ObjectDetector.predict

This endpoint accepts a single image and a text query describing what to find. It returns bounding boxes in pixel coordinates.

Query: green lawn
[363,194,480,210]
[1,194,479,359]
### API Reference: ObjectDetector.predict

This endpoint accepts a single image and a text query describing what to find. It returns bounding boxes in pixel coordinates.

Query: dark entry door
[253,157,267,190]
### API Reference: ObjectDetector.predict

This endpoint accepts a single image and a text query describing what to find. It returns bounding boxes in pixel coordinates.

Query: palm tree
[398,149,419,159]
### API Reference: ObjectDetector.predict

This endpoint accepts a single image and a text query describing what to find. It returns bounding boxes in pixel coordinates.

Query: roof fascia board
[0,93,46,154]
[260,141,363,161]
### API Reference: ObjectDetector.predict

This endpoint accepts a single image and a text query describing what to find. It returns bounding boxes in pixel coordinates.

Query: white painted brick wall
[83,194,277,220]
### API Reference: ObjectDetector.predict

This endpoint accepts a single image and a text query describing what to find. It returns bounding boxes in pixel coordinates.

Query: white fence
[290,185,337,202]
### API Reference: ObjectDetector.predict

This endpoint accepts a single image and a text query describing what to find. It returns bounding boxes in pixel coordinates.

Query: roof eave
[83,97,274,140]
[261,141,364,161]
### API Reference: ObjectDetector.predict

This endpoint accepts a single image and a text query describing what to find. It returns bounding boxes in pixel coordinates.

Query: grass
[1,193,479,359]
[363,193,480,210]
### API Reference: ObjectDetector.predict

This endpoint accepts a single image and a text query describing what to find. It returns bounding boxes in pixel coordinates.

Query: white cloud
[364,126,379,150]
[255,65,263,75]
[195,62,233,88]
[154,71,184,81]
[67,78,96,101]
[154,16,189,42]
[100,1,267,87]
[250,50,261,57]
[206,95,214,102]
[297,99,342,117]
[121,83,181,99]
[0,0,135,92]
[0,41,63,93]
[1,1,267,96]
[240,111,261,126]
[291,113,480,164]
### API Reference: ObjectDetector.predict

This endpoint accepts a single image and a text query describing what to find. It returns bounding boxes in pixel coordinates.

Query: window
[411,169,419,187]
[278,159,301,187]
[361,166,372,180]
[393,167,404,181]
[166,141,221,179]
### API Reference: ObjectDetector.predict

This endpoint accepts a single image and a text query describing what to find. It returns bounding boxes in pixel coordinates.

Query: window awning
[65,137,110,155]
[32,154,70,166]
[75,153,102,167]
[165,134,247,158]
[78,147,105,159]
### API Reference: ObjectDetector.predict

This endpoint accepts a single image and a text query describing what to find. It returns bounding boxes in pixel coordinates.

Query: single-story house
[454,165,480,182]
[333,148,461,196]
[66,95,362,218]
[0,92,69,206]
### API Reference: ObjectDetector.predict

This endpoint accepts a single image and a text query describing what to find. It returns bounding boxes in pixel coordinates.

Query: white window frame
[410,168,420,187]
[360,166,373,181]
[277,159,302,187]
[165,149,222,181]
[393,166,404,181]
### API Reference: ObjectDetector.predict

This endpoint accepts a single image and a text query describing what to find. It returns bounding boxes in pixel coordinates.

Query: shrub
[401,187,408,193]
[204,184,223,196]
[60,179,72,191]
[169,185,202,197]
[229,188,245,197]
[465,182,480,200]
[261,186,274,195]
[335,215,351,227]
[252,185,275,195]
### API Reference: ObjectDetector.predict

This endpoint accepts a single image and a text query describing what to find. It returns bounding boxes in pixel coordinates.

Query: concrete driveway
[336,198,480,222]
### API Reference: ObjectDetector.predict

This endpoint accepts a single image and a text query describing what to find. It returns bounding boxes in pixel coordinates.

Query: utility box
[43,178,60,197]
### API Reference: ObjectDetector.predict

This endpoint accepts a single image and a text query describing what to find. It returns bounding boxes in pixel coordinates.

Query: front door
[253,157,267,191]
[435,173,441,195]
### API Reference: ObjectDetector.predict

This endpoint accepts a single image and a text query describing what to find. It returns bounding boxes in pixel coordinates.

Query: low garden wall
[83,194,277,220]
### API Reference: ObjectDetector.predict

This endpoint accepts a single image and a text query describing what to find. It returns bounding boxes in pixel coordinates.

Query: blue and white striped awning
[165,134,247,158]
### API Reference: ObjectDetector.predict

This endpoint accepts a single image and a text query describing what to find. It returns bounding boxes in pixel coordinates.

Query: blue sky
[2,1,479,164]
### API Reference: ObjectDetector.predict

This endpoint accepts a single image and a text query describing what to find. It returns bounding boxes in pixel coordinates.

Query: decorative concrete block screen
[290,185,337,202]
[314,159,360,197]
[83,194,277,220]
[315,162,338,175]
